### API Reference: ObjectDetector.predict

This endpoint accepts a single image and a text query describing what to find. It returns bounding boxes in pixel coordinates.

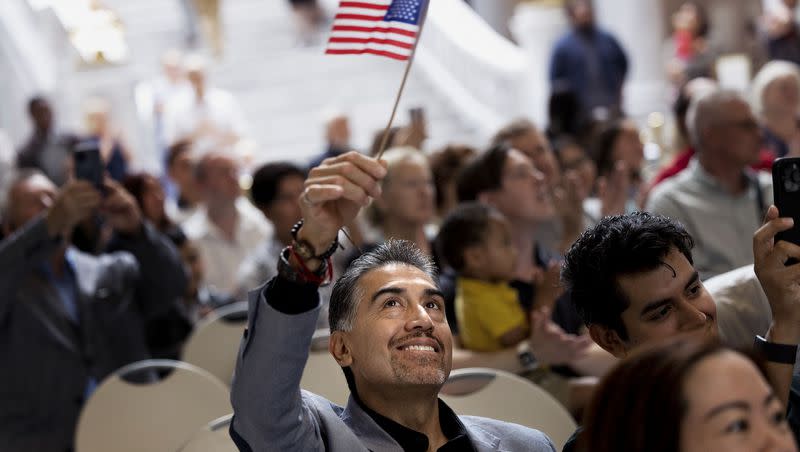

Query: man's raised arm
[229,152,386,452]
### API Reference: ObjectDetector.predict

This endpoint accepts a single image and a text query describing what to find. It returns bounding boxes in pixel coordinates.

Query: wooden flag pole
[375,0,431,161]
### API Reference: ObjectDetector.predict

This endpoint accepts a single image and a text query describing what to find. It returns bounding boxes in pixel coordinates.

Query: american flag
[325,0,426,61]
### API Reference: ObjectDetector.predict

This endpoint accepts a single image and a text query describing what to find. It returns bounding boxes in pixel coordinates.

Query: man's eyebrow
[684,271,700,290]
[370,287,405,304]
[424,288,445,299]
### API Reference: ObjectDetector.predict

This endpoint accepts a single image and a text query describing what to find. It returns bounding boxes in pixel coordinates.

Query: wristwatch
[290,219,340,261]
[754,335,798,365]
[517,341,538,372]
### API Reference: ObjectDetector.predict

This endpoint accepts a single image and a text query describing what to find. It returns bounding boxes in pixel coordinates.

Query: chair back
[440,368,576,450]
[177,414,238,452]
[182,302,248,385]
[75,360,232,452]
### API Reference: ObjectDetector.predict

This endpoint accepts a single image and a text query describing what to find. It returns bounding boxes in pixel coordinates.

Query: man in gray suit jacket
[0,170,187,452]
[230,152,556,451]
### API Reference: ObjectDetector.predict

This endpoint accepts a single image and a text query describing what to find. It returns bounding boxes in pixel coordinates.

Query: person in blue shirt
[549,0,628,123]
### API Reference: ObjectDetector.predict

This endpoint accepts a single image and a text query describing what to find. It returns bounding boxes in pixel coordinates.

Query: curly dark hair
[561,212,694,339]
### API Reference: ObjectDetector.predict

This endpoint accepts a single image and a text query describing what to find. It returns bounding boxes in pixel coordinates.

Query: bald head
[3,171,57,234]
[196,153,241,204]
[687,89,762,166]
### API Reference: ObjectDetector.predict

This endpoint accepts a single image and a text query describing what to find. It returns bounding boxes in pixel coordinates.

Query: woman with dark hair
[428,144,477,221]
[123,172,179,235]
[580,339,797,452]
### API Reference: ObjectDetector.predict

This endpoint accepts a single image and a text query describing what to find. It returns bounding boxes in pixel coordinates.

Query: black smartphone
[772,157,800,248]
[73,140,104,191]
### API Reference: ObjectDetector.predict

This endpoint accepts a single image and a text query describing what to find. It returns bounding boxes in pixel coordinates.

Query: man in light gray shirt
[646,89,772,280]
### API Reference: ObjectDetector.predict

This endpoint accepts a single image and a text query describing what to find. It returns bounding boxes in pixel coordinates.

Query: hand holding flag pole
[324,0,430,251]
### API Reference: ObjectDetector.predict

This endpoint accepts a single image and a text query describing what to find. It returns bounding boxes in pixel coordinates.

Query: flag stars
[384,0,422,24]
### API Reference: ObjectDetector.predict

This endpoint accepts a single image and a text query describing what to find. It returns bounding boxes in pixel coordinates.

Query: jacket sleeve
[0,216,62,323]
[106,222,188,319]
[229,276,325,452]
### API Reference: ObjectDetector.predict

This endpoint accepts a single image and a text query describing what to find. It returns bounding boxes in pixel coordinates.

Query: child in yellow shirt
[437,202,528,352]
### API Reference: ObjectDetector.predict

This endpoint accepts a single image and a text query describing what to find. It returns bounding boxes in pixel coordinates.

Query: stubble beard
[390,353,447,386]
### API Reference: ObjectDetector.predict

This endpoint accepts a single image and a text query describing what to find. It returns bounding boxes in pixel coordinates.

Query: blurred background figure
[192,0,223,56]
[236,161,305,294]
[763,0,800,65]
[665,2,715,90]
[82,97,133,183]
[428,144,478,222]
[165,140,201,224]
[124,172,180,235]
[287,0,325,46]
[587,118,646,222]
[308,110,352,170]
[348,147,436,268]
[163,55,247,156]
[182,152,271,297]
[16,96,78,187]
[549,0,629,123]
[751,60,800,158]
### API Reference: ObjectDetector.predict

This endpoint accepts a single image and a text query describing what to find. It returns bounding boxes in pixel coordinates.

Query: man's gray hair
[328,239,438,332]
[686,88,747,151]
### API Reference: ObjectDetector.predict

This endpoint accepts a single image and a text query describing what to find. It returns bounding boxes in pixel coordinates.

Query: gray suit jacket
[229,279,556,452]
[0,217,187,452]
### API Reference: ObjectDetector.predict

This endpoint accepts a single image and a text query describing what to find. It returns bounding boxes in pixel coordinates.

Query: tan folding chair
[182,302,248,385]
[75,360,232,452]
[300,330,351,406]
[177,414,237,452]
[440,367,577,450]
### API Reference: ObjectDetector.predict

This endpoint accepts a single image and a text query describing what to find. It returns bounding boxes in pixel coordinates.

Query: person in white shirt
[163,55,247,156]
[182,152,271,296]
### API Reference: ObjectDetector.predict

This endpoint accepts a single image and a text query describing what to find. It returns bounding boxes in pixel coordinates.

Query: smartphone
[73,140,104,191]
[772,157,800,248]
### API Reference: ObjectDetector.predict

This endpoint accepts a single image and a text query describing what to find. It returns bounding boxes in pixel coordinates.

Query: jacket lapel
[18,272,82,354]
[462,420,503,451]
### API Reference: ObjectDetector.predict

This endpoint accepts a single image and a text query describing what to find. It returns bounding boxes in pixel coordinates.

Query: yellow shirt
[455,277,529,352]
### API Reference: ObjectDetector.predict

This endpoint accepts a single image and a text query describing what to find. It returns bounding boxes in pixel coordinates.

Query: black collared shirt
[353,393,477,452]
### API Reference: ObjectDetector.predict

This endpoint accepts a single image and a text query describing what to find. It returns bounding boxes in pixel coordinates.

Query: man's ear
[588,324,629,359]
[329,331,353,367]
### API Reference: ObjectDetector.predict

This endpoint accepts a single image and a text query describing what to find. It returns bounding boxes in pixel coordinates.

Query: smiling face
[331,263,453,395]
[680,351,797,452]
[590,248,718,358]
